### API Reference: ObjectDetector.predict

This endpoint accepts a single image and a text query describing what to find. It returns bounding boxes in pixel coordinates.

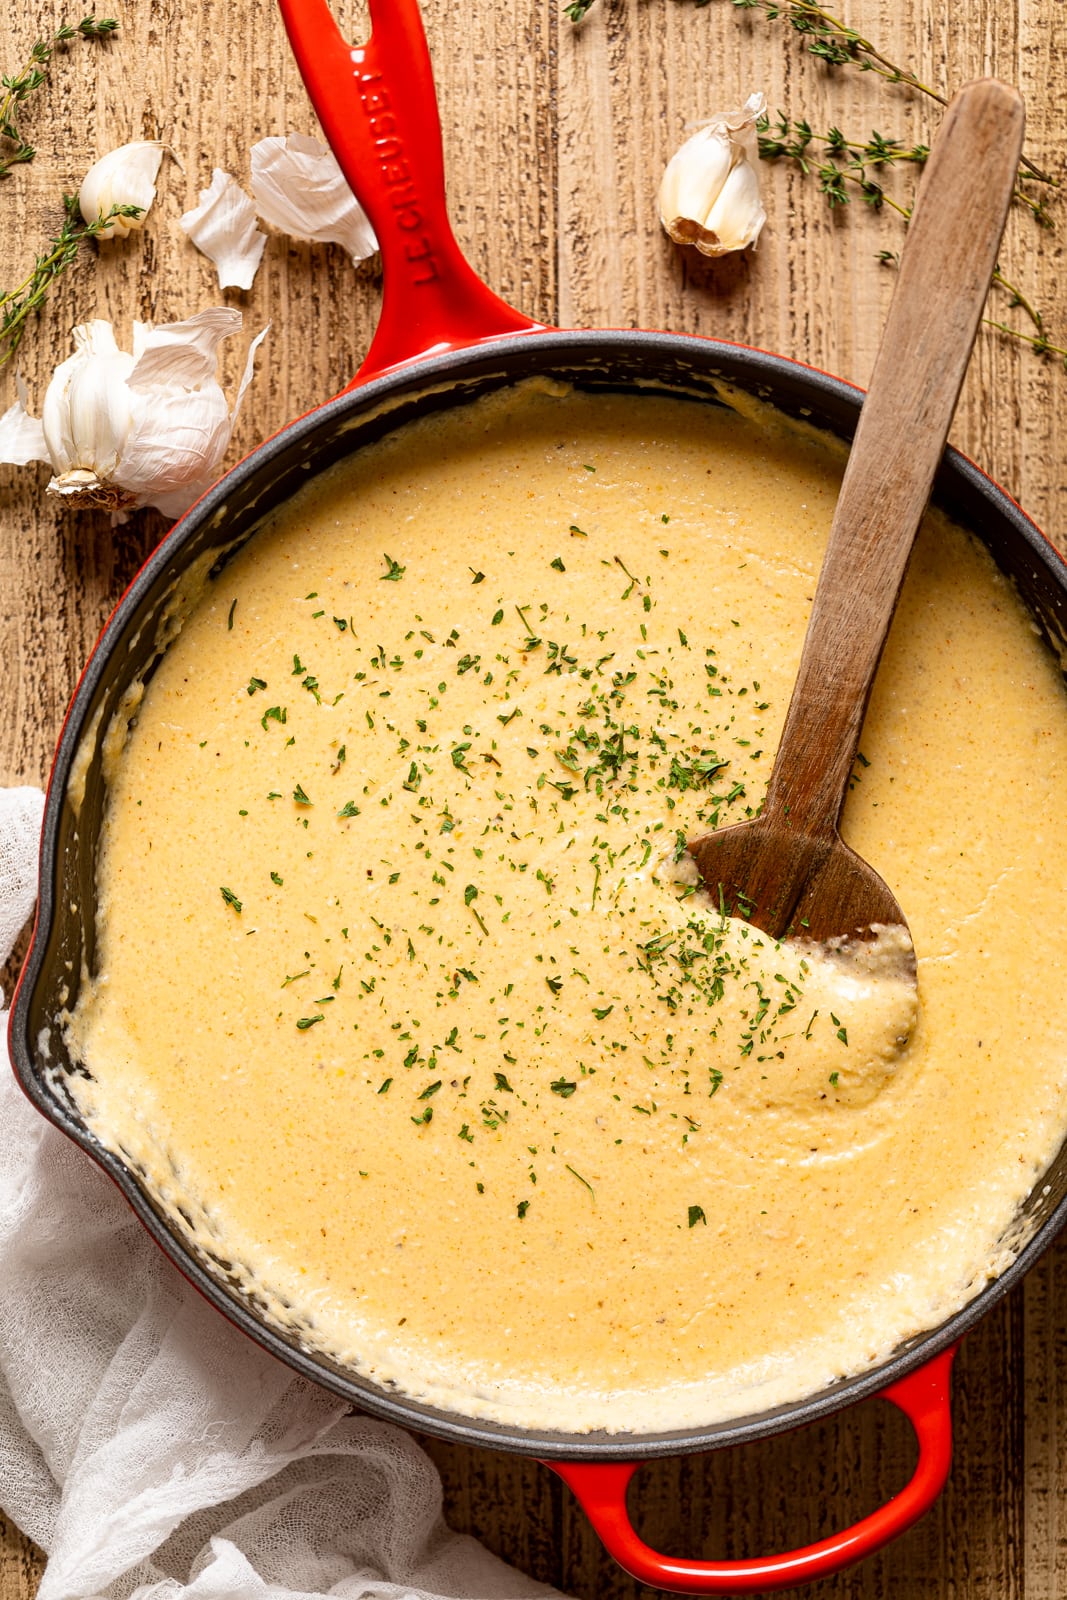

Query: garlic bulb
[250,133,377,264]
[181,169,267,290]
[658,93,767,257]
[0,310,267,518]
[78,141,164,239]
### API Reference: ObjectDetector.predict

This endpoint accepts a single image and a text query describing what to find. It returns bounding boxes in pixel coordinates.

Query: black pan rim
[11,324,1067,1462]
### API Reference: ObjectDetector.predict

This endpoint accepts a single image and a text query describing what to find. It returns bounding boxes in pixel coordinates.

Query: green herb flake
[270,871,283,885]
[227,599,236,630]
[296,1014,324,1030]
[380,553,406,582]
[566,1165,595,1201]
[219,886,242,913]
[550,1078,577,1097]
[517,1199,530,1219]
[688,1204,707,1228]
[293,783,312,806]
[246,676,267,695]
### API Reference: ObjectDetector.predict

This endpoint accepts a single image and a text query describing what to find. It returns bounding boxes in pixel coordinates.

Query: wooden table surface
[4,0,1067,1594]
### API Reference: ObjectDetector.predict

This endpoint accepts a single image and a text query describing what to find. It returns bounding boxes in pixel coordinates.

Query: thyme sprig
[759,113,1051,228]
[730,0,1054,190]
[1,17,118,179]
[0,192,141,368]
[759,119,1062,364]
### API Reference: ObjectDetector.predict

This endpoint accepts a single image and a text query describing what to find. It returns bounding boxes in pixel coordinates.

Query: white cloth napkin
[0,786,565,1600]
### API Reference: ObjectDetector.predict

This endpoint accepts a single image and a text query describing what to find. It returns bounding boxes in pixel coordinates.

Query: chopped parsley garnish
[380,553,406,581]
[688,1205,707,1228]
[219,886,242,913]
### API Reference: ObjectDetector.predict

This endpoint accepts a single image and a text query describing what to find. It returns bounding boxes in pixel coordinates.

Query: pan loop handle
[277,0,546,388]
[545,1345,957,1595]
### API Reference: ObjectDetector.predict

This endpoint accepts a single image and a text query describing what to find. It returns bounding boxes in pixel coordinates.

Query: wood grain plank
[4,0,1067,1594]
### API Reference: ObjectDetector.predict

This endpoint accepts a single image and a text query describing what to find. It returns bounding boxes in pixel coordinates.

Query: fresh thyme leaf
[1,195,142,368]
[296,1014,324,1030]
[0,17,118,181]
[219,886,242,912]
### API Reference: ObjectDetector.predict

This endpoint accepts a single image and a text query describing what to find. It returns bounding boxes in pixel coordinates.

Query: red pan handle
[546,1346,957,1594]
[277,0,546,386]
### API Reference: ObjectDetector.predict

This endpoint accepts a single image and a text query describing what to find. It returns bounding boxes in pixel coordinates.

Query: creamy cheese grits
[66,382,1067,1433]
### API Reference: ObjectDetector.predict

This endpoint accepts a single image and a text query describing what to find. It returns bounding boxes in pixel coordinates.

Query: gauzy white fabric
[0,786,565,1600]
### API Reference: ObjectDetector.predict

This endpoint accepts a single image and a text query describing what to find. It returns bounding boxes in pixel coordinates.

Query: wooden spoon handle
[762,79,1025,836]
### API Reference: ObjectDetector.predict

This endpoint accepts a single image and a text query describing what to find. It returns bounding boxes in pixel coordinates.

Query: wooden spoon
[687,78,1025,957]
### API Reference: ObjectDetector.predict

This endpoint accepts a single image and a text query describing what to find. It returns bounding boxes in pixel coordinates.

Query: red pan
[11,0,1067,1589]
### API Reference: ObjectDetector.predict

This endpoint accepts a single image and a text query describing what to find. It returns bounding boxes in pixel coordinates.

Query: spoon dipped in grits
[688,78,1025,983]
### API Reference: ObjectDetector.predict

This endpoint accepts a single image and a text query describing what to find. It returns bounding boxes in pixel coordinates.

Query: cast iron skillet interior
[12,329,1067,1461]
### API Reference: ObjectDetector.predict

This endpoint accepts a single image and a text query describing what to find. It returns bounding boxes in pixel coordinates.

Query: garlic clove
[180,169,267,291]
[658,92,767,258]
[78,141,164,239]
[250,133,378,264]
[702,156,766,255]
[42,321,136,483]
[660,128,734,241]
[0,378,49,467]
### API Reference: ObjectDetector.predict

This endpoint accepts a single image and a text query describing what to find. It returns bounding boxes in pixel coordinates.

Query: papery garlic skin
[0,377,48,467]
[0,310,267,518]
[181,169,267,290]
[78,141,163,239]
[659,93,767,257]
[251,133,378,264]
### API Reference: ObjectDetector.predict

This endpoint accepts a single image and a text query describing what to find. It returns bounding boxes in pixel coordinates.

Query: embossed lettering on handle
[277,0,545,385]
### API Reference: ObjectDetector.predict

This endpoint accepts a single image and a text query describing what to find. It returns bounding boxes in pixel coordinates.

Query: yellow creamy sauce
[68,384,1067,1433]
